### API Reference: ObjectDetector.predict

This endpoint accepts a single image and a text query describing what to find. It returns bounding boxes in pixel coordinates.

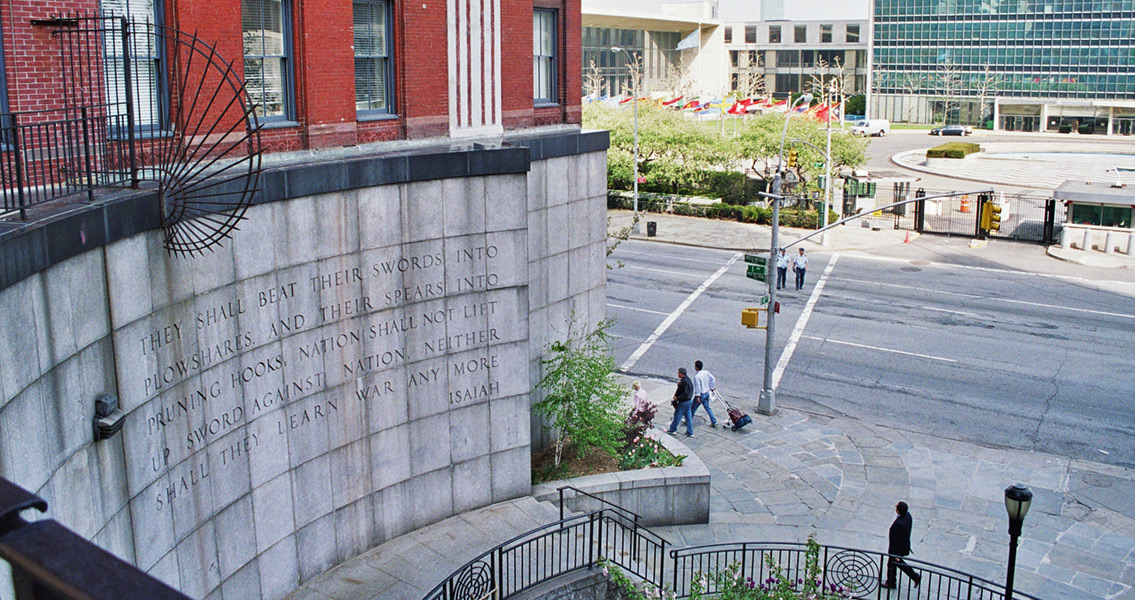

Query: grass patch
[926,141,981,159]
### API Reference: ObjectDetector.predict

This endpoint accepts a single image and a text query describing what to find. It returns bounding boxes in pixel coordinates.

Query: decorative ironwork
[825,549,879,596]
[451,561,495,600]
[2,13,261,257]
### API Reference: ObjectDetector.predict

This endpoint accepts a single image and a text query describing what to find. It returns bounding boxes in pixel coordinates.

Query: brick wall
[1,0,581,151]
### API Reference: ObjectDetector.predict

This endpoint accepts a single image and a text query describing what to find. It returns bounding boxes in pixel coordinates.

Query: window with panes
[243,0,293,121]
[533,9,556,103]
[794,25,806,42]
[354,0,394,115]
[102,0,166,132]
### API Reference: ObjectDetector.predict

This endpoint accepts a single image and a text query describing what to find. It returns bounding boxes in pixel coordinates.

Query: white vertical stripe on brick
[448,0,458,132]
[448,0,503,136]
[493,0,502,127]
[471,0,483,128]
[458,0,469,128]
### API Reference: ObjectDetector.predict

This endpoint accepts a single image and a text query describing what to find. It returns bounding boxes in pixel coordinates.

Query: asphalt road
[607,238,1135,468]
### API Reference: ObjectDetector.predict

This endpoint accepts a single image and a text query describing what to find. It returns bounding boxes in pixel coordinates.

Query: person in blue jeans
[690,360,719,427]
[775,248,790,290]
[667,367,695,436]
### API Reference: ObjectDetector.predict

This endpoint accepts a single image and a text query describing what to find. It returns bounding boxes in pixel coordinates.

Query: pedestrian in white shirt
[775,248,790,290]
[793,247,809,290]
[691,360,719,427]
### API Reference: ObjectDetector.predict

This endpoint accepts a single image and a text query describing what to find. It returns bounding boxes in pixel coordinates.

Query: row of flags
[589,94,842,121]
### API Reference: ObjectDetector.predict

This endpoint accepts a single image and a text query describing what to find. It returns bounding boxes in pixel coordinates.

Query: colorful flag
[662,96,684,106]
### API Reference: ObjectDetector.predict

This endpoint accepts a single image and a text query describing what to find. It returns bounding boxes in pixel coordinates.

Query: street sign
[759,294,770,307]
[744,253,767,266]
[814,162,824,168]
[746,264,767,282]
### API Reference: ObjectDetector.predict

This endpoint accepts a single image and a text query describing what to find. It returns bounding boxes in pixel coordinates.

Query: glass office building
[870,0,1135,134]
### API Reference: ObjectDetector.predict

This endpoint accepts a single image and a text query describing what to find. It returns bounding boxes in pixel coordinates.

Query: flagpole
[823,82,833,247]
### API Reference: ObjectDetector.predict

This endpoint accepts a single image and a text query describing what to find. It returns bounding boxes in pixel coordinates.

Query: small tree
[583,59,605,99]
[937,59,962,124]
[973,65,1002,127]
[661,55,695,99]
[534,317,627,467]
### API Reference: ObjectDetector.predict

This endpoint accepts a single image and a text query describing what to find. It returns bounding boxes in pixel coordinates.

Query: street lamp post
[822,82,835,247]
[1004,483,1033,600]
[758,92,812,416]
[612,46,640,234]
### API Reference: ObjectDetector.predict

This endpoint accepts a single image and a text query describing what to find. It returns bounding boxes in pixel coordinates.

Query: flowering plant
[686,536,852,600]
[618,435,686,471]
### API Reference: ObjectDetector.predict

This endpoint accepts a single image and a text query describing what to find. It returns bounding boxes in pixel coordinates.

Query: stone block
[485,229,527,290]
[0,275,47,405]
[0,383,51,492]
[215,495,256,579]
[169,451,215,541]
[131,476,178,570]
[485,287,528,345]
[546,253,570,304]
[148,547,181,591]
[92,435,130,524]
[569,200,589,251]
[176,519,221,599]
[360,367,408,434]
[189,238,237,296]
[588,195,608,246]
[371,424,411,489]
[292,454,333,529]
[405,356,451,421]
[546,203,571,256]
[235,272,282,349]
[491,447,531,502]
[253,472,296,552]
[329,439,372,509]
[38,356,89,468]
[443,176,487,238]
[277,197,320,269]
[297,512,338,582]
[357,184,403,251]
[587,151,608,199]
[282,392,333,467]
[232,203,278,281]
[44,250,110,365]
[403,180,445,243]
[489,394,530,453]
[258,535,300,600]
[485,174,528,232]
[526,159,548,212]
[545,157,577,206]
[449,402,491,463]
[43,449,96,538]
[334,496,375,561]
[446,347,491,409]
[147,233,196,310]
[104,235,154,328]
[407,469,455,530]
[568,246,589,299]
[327,383,368,450]
[453,455,493,513]
[220,560,262,600]
[315,191,361,260]
[92,506,135,564]
[526,207,548,263]
[410,413,452,476]
[248,406,291,487]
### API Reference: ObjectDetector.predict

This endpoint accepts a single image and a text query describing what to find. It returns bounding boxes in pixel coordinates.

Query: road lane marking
[772,254,839,389]
[627,265,703,277]
[619,252,743,373]
[922,306,981,318]
[617,248,736,266]
[800,335,958,363]
[836,277,1135,320]
[607,303,670,316]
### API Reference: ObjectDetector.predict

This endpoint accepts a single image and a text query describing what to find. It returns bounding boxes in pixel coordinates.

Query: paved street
[608,238,1135,469]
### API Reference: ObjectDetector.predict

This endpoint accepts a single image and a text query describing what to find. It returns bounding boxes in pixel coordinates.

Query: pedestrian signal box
[742,307,767,329]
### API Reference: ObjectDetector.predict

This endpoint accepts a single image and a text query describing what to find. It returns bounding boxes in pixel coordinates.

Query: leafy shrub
[926,142,980,159]
[1059,124,1073,134]
[608,192,837,230]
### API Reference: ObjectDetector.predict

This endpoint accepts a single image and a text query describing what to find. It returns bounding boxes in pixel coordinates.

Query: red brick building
[0,0,581,152]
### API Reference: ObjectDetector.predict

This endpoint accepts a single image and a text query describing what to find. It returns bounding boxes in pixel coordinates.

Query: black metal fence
[670,542,1041,600]
[422,509,668,600]
[854,186,1062,244]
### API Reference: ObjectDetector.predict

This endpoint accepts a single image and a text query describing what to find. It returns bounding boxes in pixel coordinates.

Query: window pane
[533,10,555,101]
[354,1,386,56]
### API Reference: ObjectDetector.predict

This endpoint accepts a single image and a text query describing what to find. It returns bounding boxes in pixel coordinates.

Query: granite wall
[0,130,609,599]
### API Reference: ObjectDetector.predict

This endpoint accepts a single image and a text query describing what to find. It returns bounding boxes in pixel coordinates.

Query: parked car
[851,119,890,137]
[930,125,973,136]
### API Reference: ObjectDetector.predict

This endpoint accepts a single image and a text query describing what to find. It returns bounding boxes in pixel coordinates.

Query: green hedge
[608,193,838,229]
[926,142,981,159]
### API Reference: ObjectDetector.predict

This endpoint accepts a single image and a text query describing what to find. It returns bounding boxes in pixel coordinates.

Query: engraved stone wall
[0,139,609,600]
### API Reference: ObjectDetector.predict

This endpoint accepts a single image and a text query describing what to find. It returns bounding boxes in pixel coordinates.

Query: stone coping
[0,128,609,292]
[531,430,711,527]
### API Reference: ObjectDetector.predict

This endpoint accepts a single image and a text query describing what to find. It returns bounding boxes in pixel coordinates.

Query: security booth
[1055,180,1135,255]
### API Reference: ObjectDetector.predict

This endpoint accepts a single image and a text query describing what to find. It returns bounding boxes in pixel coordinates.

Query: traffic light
[980,195,1002,233]
[787,148,798,168]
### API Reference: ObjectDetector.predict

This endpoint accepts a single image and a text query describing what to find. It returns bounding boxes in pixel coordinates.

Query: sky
[586,0,870,22]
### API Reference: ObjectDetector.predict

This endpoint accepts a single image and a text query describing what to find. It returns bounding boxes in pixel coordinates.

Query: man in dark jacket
[882,501,921,589]
[666,367,695,436]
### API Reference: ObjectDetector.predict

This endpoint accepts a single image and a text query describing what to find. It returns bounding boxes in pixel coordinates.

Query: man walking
[793,247,809,290]
[690,360,719,427]
[775,248,789,290]
[666,367,695,437]
[882,501,921,590]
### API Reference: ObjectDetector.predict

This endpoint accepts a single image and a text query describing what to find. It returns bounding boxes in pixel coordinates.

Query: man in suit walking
[882,501,921,590]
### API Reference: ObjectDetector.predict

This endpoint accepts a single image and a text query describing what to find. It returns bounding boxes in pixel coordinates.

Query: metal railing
[557,485,642,524]
[422,508,668,600]
[670,542,1042,600]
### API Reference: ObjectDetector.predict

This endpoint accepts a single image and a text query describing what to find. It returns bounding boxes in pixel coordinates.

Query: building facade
[723,18,868,98]
[869,0,1135,134]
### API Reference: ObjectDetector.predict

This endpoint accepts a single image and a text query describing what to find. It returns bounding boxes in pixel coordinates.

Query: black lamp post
[1004,483,1033,600]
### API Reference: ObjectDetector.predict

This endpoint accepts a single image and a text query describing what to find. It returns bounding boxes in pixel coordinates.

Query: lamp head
[798,93,814,104]
[1004,483,1033,524]
[611,46,623,53]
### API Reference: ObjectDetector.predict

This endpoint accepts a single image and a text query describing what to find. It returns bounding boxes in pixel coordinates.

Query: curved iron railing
[422,508,668,600]
[670,542,1042,600]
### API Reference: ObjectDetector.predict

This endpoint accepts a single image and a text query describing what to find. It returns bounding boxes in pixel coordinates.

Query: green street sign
[746,264,767,282]
[744,253,767,266]
[760,294,771,307]
[814,162,824,168]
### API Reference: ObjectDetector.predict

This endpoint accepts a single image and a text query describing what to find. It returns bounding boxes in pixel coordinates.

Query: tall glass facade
[873,0,1135,129]
[582,27,681,97]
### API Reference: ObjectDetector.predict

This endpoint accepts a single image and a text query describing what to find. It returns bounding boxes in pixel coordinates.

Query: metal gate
[867,187,1061,244]
[2,13,261,256]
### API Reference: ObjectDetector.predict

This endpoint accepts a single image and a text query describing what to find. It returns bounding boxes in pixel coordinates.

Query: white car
[851,119,890,137]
